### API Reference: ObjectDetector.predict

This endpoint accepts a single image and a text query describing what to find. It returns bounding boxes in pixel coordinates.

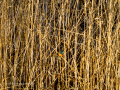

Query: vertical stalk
[74,0,78,89]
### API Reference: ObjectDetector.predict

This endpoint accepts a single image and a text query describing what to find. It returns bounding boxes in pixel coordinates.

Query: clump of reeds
[0,0,120,90]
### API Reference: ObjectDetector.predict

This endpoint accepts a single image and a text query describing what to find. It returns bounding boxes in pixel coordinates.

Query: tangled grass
[0,0,120,90]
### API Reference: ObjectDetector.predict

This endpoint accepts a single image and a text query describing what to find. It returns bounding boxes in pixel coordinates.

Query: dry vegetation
[0,0,120,90]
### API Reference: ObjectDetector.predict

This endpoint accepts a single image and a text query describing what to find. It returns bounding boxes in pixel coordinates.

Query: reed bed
[0,0,120,90]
